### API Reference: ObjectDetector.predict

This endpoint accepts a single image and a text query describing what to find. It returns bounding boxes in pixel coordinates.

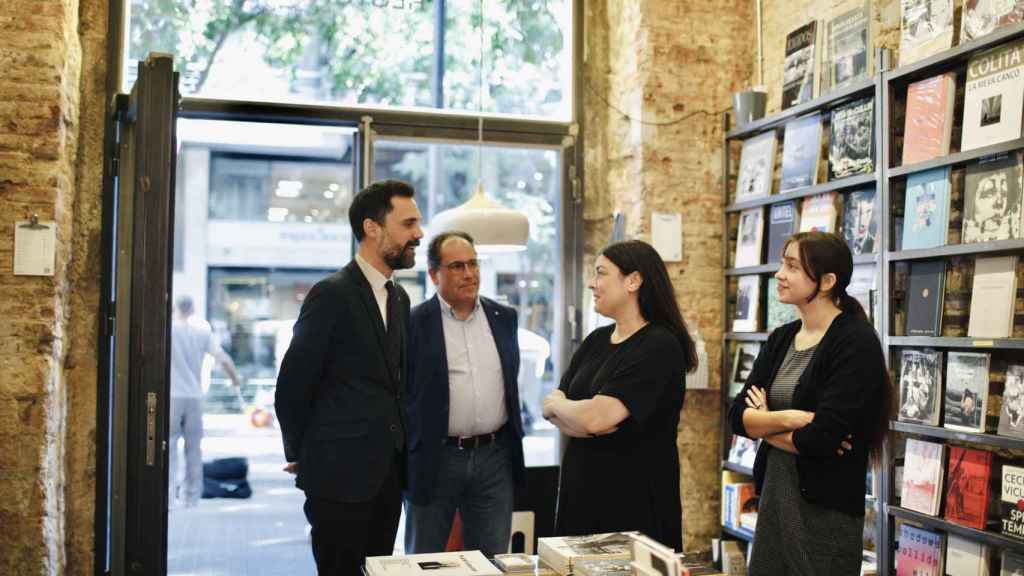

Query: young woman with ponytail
[727,231,891,575]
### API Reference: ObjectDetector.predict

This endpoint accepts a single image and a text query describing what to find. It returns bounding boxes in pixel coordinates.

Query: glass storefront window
[125,0,572,119]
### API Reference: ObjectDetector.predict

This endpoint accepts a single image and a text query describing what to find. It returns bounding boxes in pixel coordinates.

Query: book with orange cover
[901,73,956,166]
[944,446,993,530]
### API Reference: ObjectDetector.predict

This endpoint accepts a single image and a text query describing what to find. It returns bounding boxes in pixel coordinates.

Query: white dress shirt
[439,296,508,437]
[355,253,392,329]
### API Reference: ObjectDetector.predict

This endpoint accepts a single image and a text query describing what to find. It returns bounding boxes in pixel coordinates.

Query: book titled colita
[962,39,1024,152]
[1001,464,1024,540]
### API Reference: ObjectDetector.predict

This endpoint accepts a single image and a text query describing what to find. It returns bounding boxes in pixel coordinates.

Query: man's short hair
[427,231,475,270]
[348,180,416,242]
[176,295,194,316]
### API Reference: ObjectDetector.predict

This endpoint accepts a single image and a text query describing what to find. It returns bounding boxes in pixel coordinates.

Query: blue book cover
[901,167,951,250]
[780,113,823,191]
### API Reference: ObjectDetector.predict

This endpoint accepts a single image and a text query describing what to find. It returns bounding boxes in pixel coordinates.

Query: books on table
[734,208,764,268]
[782,21,819,110]
[999,365,1024,438]
[962,1,1024,42]
[900,437,946,515]
[944,446,994,530]
[898,349,943,426]
[899,0,954,67]
[842,187,877,255]
[780,113,823,192]
[735,131,777,202]
[905,259,946,337]
[537,532,635,576]
[902,74,956,165]
[962,39,1024,153]
[943,352,991,433]
[364,551,502,576]
[968,255,1019,338]
[901,167,951,250]
[962,153,1023,244]
[828,97,874,180]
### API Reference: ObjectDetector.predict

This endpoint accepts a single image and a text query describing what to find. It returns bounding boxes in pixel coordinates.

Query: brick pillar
[583,0,755,551]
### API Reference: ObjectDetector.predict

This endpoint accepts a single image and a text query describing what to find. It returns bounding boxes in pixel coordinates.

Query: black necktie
[384,281,401,380]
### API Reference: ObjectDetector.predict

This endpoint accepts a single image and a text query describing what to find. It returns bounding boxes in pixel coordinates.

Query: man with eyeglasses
[403,231,525,558]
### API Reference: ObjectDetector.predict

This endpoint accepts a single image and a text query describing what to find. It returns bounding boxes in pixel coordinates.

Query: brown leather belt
[444,431,498,450]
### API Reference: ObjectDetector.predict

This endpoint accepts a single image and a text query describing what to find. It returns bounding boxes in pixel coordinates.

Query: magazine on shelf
[999,365,1024,438]
[782,21,819,109]
[729,342,761,398]
[962,0,1024,42]
[735,132,777,202]
[734,208,764,268]
[828,97,874,180]
[732,275,761,333]
[900,437,946,516]
[962,39,1024,153]
[364,551,502,576]
[766,201,799,262]
[842,187,877,255]
[780,113,823,191]
[968,255,1018,338]
[824,5,870,92]
[962,153,1023,244]
[943,352,991,433]
[899,0,954,67]
[897,349,943,426]
[901,167,951,250]
[902,73,956,165]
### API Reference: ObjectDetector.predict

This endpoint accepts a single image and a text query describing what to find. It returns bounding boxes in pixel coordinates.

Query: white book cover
[962,39,1024,152]
[537,532,636,576]
[799,192,839,233]
[943,351,991,433]
[968,255,1019,338]
[735,208,765,268]
[735,132,777,201]
[898,349,943,426]
[780,113,823,191]
[899,0,955,67]
[732,275,761,333]
[946,534,988,576]
[900,438,946,516]
[365,551,502,576]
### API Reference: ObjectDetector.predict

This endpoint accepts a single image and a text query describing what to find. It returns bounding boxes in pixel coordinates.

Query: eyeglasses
[443,259,480,274]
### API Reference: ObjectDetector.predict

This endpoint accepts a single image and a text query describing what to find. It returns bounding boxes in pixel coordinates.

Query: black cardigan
[727,312,887,516]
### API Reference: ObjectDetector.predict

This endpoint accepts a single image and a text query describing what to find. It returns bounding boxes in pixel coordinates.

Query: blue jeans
[404,439,514,557]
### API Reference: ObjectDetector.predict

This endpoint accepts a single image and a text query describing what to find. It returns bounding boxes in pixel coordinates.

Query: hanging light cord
[477,0,484,187]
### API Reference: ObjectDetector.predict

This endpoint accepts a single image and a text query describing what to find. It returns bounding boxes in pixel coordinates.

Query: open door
[104,53,179,576]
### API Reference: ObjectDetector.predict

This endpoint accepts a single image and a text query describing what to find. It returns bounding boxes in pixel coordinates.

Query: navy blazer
[404,295,526,505]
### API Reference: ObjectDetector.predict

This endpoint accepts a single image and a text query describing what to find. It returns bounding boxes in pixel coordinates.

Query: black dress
[554,323,687,550]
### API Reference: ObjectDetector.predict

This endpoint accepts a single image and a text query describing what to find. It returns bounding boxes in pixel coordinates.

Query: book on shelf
[537,532,635,576]
[824,5,870,93]
[1001,463,1024,540]
[766,278,800,331]
[898,349,944,426]
[782,21,819,110]
[943,352,991,433]
[842,187,877,255]
[1003,550,1024,575]
[798,192,839,233]
[574,558,632,576]
[901,167,952,250]
[962,39,1024,153]
[962,153,1024,244]
[766,201,800,262]
[848,264,877,324]
[899,0,955,67]
[732,275,761,333]
[902,73,957,165]
[944,534,990,576]
[729,342,761,398]
[944,446,994,530]
[780,113,823,191]
[727,435,759,471]
[828,97,874,180]
[734,208,764,268]
[999,365,1024,438]
[860,550,878,576]
[896,523,945,576]
[905,259,946,337]
[735,132,777,202]
[968,255,1019,338]
[900,437,946,515]
[719,541,747,576]
[738,511,757,532]
[721,481,756,530]
[364,551,502,576]
[962,1,1024,43]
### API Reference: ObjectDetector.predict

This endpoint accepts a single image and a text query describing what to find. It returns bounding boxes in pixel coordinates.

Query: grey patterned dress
[747,342,864,576]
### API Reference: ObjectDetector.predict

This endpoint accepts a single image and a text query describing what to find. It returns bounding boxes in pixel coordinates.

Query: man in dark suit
[275,180,423,575]
[403,231,525,557]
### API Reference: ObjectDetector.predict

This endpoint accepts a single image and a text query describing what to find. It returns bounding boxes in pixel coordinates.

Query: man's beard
[383,241,418,270]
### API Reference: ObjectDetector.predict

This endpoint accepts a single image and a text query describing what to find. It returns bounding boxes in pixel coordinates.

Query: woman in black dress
[728,232,891,575]
[542,240,697,550]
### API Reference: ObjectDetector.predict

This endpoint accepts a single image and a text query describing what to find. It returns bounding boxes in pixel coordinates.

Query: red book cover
[944,446,993,530]
[902,73,955,165]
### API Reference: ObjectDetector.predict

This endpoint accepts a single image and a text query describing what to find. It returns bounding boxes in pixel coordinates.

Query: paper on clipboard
[14,220,57,276]
[651,212,682,262]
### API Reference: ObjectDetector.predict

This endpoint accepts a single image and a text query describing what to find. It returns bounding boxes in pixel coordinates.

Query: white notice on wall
[651,212,682,262]
[14,220,57,276]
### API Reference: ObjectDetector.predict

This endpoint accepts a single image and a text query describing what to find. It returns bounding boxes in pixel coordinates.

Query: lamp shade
[431,183,529,253]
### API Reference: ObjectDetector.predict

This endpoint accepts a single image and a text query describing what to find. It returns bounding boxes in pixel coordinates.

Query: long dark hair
[783,231,892,452]
[600,240,698,373]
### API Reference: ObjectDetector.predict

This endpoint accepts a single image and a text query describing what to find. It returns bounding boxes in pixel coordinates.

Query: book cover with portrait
[943,351,990,433]
[735,131,777,202]
[898,348,943,426]
[962,153,1023,244]
[999,365,1024,438]
[829,97,874,180]
[843,187,878,255]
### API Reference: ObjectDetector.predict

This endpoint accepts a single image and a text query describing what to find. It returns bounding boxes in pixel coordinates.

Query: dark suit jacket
[404,295,526,505]
[274,260,409,503]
